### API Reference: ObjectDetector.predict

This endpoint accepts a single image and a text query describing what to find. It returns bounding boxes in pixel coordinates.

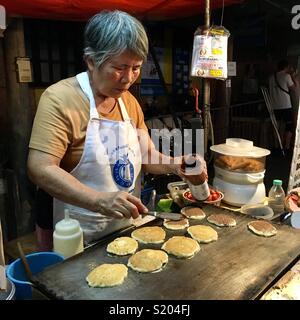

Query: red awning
[1,0,244,21]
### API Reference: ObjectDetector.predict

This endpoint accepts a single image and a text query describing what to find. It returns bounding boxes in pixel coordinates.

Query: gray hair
[84,10,149,68]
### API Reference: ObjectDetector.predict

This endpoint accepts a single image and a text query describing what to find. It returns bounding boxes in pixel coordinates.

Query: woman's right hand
[97,191,148,219]
[174,154,208,181]
[27,150,149,220]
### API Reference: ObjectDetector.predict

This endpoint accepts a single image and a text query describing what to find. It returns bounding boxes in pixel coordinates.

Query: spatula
[144,211,184,220]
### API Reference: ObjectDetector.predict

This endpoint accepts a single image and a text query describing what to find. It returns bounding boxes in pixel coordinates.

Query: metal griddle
[33,205,300,300]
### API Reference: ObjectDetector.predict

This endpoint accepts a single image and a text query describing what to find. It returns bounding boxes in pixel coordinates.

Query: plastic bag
[191,25,230,80]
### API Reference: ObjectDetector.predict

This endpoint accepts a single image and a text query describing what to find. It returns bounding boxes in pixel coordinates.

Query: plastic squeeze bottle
[268,179,285,216]
[53,209,84,259]
[180,154,210,200]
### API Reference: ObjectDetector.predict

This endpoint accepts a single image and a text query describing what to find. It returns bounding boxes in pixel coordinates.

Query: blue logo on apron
[113,154,134,188]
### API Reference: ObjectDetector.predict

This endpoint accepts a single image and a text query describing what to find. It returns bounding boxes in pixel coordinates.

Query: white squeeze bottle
[268,179,286,216]
[53,209,84,259]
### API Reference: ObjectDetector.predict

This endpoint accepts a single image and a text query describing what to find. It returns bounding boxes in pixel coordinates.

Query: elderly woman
[28,10,206,250]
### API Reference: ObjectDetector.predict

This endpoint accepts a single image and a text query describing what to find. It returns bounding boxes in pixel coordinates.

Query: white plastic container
[53,209,84,259]
[210,138,270,206]
[213,176,266,206]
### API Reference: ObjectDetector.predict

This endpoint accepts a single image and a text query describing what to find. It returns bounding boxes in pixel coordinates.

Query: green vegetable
[157,198,174,212]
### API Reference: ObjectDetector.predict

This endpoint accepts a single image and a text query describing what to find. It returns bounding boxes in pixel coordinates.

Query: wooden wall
[0,38,8,150]
[1,18,35,240]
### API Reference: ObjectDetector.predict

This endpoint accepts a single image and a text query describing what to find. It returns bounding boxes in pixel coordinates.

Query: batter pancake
[248,220,277,237]
[128,249,168,273]
[131,226,166,244]
[106,237,138,256]
[187,225,218,243]
[181,207,206,220]
[163,218,189,230]
[207,213,236,227]
[161,236,200,258]
[86,263,128,287]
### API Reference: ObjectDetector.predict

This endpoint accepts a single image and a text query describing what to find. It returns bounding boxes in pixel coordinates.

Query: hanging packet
[191,25,230,80]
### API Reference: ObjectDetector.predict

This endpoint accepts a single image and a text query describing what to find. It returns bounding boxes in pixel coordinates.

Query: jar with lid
[53,209,84,259]
[180,154,210,201]
[268,179,286,216]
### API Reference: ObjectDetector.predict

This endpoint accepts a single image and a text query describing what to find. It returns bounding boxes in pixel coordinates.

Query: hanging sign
[191,26,230,80]
[16,57,33,83]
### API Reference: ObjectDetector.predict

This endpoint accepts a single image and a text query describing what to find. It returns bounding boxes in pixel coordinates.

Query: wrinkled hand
[97,191,148,219]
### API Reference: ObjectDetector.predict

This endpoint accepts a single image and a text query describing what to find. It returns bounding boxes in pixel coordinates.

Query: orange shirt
[29,76,148,172]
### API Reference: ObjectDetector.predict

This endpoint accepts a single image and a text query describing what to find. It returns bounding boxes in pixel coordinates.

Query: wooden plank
[33,205,300,300]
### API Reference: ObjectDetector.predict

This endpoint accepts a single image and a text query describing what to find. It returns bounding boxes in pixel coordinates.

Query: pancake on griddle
[86,263,128,287]
[131,226,166,244]
[181,207,206,220]
[187,225,218,243]
[128,249,168,273]
[163,218,189,230]
[161,236,200,258]
[106,237,138,256]
[207,213,236,227]
[248,220,277,237]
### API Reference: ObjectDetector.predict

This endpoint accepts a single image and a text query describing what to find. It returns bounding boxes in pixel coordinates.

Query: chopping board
[33,205,300,300]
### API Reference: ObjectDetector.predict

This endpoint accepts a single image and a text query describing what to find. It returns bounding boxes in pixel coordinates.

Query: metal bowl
[240,204,274,220]
[182,189,224,207]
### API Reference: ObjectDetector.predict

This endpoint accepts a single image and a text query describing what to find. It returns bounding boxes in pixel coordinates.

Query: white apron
[53,72,142,244]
